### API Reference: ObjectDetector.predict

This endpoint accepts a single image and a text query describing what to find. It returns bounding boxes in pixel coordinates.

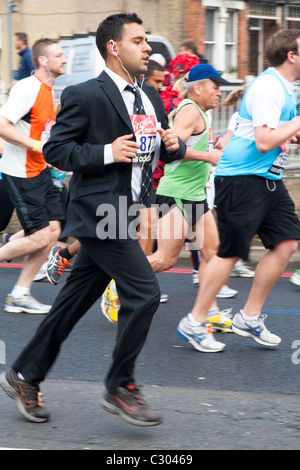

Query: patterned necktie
[125,85,153,204]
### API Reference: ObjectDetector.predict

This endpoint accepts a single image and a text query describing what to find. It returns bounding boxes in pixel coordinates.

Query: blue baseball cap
[186,64,230,84]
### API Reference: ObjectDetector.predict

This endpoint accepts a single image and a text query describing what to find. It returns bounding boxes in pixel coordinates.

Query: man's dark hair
[266,29,300,67]
[180,39,198,55]
[96,12,143,60]
[146,60,164,79]
[15,32,28,45]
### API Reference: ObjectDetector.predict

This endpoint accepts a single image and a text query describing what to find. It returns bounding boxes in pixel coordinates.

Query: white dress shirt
[104,66,161,202]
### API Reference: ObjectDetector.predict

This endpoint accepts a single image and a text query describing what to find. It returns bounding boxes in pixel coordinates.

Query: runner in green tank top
[147,64,235,351]
[156,97,212,203]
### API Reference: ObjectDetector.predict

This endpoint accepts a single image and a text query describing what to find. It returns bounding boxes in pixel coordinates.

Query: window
[71,45,92,73]
[225,10,236,71]
[205,9,215,64]
[286,6,300,28]
[287,6,300,20]
[248,2,278,19]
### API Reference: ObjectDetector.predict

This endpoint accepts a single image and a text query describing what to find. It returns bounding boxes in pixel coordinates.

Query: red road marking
[0,264,293,277]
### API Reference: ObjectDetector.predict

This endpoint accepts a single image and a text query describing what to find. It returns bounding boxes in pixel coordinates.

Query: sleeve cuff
[104,144,114,165]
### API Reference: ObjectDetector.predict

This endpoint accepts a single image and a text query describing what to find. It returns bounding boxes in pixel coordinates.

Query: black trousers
[0,179,14,231]
[12,236,160,393]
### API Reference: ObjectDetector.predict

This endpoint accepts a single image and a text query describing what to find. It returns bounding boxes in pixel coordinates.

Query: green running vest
[156,98,211,202]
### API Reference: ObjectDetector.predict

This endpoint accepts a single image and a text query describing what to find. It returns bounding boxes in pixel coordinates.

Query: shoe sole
[231,273,254,278]
[101,398,163,427]
[177,328,225,352]
[0,372,49,423]
[231,323,281,347]
[33,275,48,282]
[5,305,49,314]
[290,277,300,286]
[45,268,59,286]
[45,250,61,285]
[211,325,233,333]
[216,293,238,298]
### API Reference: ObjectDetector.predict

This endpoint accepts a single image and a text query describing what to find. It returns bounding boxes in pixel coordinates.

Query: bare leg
[9,230,25,241]
[190,255,238,323]
[147,206,187,273]
[0,226,51,263]
[15,221,61,289]
[243,239,298,317]
[197,211,220,310]
[138,207,158,256]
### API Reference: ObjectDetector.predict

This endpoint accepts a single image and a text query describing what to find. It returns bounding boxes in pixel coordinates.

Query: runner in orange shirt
[0,38,67,314]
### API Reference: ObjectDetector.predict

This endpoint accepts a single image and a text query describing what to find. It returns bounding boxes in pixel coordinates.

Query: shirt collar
[270,67,294,95]
[104,66,138,93]
[19,46,29,57]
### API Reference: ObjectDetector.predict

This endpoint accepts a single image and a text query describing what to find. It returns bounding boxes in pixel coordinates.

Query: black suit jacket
[44,71,186,238]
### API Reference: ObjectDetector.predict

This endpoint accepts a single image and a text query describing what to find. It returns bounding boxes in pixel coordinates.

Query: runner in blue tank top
[177,29,300,350]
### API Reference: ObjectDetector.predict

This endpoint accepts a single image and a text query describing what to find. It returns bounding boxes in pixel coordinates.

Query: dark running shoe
[46,246,71,285]
[101,384,163,427]
[0,369,50,423]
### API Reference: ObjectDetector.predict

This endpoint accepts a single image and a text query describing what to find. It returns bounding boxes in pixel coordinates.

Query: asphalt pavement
[0,253,299,451]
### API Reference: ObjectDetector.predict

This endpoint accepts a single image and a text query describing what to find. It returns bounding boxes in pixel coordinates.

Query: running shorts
[2,166,66,236]
[214,175,300,260]
[156,194,209,226]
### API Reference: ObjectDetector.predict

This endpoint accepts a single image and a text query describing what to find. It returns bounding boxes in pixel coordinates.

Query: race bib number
[268,139,290,176]
[130,114,157,165]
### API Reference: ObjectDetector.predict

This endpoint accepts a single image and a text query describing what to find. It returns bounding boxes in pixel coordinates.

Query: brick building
[184,0,300,81]
[0,0,300,87]
[0,0,185,85]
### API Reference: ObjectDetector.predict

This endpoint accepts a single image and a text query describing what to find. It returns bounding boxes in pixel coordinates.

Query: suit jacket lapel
[97,71,134,132]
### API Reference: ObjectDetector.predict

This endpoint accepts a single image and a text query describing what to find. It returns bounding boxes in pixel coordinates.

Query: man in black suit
[0,13,186,427]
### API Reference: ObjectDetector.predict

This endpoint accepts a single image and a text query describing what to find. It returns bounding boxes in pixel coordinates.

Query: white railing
[212,85,240,137]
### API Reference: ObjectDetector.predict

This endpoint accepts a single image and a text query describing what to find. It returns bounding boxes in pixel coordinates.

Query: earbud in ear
[109,39,117,56]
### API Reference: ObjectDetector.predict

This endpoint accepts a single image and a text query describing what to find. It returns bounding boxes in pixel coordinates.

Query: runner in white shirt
[182,29,300,350]
[0,38,67,314]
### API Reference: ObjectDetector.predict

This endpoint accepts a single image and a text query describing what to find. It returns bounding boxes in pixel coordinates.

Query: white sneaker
[231,311,281,346]
[4,294,51,315]
[177,315,225,352]
[192,270,199,285]
[217,285,238,298]
[289,270,300,286]
[231,261,254,278]
[160,294,169,303]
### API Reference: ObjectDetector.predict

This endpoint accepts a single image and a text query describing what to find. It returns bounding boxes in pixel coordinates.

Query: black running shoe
[46,246,71,285]
[101,384,163,427]
[0,369,50,423]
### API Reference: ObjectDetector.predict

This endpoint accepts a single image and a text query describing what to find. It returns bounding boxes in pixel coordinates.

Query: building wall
[0,1,297,88]
[184,0,206,56]
[0,0,184,86]
[237,5,250,80]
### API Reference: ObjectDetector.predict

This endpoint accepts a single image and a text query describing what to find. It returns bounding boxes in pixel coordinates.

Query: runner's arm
[0,115,43,152]
[172,104,221,164]
[255,116,300,153]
